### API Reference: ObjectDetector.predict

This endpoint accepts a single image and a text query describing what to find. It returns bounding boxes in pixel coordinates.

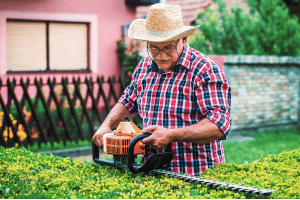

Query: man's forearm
[99,103,132,130]
[171,119,225,144]
[93,103,132,148]
[142,118,226,149]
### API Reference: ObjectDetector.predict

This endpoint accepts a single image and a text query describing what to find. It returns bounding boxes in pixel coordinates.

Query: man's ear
[182,37,188,45]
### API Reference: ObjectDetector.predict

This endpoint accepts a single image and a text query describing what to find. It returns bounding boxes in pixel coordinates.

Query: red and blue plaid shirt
[119,44,231,176]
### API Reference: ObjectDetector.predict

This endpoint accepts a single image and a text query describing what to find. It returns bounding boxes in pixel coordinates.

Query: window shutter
[49,22,88,70]
[6,20,47,71]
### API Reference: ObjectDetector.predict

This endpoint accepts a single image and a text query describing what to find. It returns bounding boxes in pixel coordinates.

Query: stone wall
[225,55,300,131]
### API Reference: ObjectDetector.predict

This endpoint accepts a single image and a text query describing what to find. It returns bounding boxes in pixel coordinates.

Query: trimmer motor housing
[103,122,144,155]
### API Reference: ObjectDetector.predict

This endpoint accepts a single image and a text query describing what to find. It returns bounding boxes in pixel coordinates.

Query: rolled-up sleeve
[195,63,232,138]
[118,61,144,117]
[118,83,138,117]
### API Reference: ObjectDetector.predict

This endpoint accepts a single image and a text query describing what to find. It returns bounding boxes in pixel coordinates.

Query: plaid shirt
[119,44,231,176]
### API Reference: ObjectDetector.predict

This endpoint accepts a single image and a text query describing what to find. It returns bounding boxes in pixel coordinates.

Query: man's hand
[92,103,133,149]
[141,125,173,150]
[92,126,112,149]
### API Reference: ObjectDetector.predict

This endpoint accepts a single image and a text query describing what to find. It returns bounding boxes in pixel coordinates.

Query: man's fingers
[93,136,103,148]
[92,126,112,149]
[139,143,145,150]
[141,135,154,145]
[142,125,158,133]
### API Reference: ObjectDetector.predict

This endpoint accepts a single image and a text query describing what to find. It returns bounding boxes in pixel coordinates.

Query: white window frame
[0,11,98,75]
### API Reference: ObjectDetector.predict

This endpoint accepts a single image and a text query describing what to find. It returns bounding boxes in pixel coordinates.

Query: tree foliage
[274,0,300,21]
[188,0,300,56]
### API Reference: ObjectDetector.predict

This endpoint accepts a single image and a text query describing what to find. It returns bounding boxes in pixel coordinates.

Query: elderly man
[93,3,231,176]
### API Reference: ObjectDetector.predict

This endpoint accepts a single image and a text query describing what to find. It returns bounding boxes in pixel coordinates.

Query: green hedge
[0,147,299,199]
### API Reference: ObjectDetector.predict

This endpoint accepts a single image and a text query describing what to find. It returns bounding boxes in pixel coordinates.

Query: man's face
[148,37,187,73]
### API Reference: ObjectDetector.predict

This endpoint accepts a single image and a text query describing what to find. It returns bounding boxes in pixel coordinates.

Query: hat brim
[128,19,200,42]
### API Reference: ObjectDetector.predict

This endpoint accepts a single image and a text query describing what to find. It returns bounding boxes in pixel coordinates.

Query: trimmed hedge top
[0,147,299,199]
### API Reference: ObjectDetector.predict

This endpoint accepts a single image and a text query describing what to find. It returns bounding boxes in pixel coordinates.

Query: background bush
[188,0,300,56]
[117,39,142,85]
[1,147,299,199]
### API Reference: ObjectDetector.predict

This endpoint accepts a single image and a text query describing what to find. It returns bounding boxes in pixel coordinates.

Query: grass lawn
[223,126,300,164]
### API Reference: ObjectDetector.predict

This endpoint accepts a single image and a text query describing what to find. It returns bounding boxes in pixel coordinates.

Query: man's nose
[156,50,168,60]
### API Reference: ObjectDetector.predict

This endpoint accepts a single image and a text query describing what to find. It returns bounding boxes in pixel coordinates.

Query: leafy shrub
[1,147,300,199]
[189,0,300,56]
[117,39,142,85]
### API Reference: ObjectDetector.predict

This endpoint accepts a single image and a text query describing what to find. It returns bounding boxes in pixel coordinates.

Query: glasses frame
[147,39,180,54]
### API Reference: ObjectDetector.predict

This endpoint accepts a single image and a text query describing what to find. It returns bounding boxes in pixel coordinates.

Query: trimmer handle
[92,142,115,167]
[128,133,173,174]
[127,133,151,173]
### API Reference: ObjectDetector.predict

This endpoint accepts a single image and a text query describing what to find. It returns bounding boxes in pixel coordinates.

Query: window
[6,20,89,72]
[125,0,160,6]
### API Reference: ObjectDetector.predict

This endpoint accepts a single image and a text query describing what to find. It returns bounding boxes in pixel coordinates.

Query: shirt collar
[176,44,191,69]
[149,44,191,74]
[150,61,166,74]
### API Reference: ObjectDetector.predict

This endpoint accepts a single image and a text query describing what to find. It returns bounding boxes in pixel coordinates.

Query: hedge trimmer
[93,120,275,196]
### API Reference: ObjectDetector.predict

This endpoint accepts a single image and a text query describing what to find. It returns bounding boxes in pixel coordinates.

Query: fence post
[73,77,94,139]
[20,78,47,146]
[61,77,84,140]
[34,78,59,143]
[47,77,72,143]
[108,77,119,103]
[85,77,102,123]
[97,76,110,114]
[0,79,5,147]
[6,79,29,147]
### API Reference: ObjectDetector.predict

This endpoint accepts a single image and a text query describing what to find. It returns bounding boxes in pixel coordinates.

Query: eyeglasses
[147,39,180,54]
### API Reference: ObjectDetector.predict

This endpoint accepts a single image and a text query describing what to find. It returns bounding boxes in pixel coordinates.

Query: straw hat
[128,3,200,42]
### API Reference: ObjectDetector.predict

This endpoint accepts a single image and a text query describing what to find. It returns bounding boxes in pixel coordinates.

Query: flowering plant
[1,111,27,146]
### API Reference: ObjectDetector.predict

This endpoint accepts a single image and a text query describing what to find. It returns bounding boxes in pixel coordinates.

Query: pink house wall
[0,0,136,78]
[209,56,225,72]
[0,0,136,104]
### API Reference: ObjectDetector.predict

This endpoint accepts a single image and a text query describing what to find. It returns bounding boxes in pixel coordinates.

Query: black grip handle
[127,133,151,174]
[92,142,115,167]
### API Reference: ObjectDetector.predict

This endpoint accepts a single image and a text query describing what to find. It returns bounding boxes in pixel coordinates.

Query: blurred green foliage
[117,39,142,84]
[188,0,300,56]
[271,0,300,21]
